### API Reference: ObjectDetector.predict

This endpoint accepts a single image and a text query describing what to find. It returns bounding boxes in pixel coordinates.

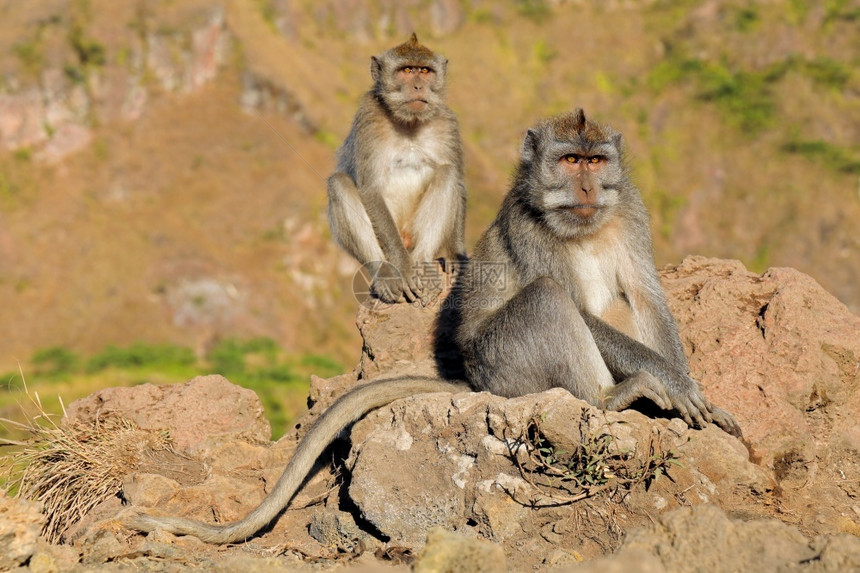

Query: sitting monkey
[327,34,467,303]
[126,109,740,544]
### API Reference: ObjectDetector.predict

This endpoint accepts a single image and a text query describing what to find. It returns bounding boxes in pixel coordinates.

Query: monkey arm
[357,185,424,302]
[581,312,715,427]
[124,377,464,543]
[358,186,412,268]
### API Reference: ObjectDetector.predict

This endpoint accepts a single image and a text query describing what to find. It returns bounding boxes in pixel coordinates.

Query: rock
[0,494,45,570]
[565,505,860,573]
[662,257,860,534]
[662,256,860,469]
[63,375,271,454]
[345,388,770,565]
[413,527,507,573]
[46,258,860,571]
[308,507,372,552]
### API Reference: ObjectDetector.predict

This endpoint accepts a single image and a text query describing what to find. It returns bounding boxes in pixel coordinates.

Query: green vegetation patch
[782,139,860,174]
[87,342,196,374]
[648,56,783,134]
[1,339,343,440]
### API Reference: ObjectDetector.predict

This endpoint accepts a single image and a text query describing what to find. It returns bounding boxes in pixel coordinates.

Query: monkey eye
[402,66,413,73]
[563,154,581,164]
[589,156,603,164]
[420,67,431,74]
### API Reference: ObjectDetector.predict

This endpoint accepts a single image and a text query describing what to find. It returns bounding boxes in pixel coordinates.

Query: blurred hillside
[1,0,858,377]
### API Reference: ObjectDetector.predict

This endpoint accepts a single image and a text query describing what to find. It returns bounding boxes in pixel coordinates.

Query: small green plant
[12,148,32,162]
[787,0,811,25]
[824,0,860,22]
[13,40,43,74]
[313,129,342,149]
[799,57,852,89]
[733,6,760,32]
[68,24,106,68]
[506,411,680,504]
[254,0,279,33]
[532,40,556,65]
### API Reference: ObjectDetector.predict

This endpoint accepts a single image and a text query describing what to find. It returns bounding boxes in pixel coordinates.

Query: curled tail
[124,377,462,544]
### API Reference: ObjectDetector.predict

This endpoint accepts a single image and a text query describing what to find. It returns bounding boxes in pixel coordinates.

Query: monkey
[124,110,740,544]
[327,33,467,304]
[456,109,740,433]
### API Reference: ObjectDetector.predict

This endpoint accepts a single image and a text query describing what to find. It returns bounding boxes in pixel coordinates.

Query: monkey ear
[370,56,382,82]
[612,131,623,151]
[520,129,539,163]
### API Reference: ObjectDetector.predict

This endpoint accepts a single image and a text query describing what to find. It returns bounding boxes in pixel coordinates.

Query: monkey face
[371,35,449,125]
[518,110,628,239]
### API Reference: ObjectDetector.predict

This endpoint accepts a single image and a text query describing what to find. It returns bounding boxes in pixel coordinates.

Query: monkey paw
[711,406,743,439]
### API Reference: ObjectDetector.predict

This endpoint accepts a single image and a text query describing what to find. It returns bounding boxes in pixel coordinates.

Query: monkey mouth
[405,99,428,111]
[562,205,600,217]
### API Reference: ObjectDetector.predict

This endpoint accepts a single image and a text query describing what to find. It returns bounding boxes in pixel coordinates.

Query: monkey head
[516,109,630,239]
[371,33,449,125]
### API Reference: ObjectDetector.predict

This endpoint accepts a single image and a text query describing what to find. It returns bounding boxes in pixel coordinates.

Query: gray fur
[124,109,739,546]
[327,35,467,303]
[457,109,740,435]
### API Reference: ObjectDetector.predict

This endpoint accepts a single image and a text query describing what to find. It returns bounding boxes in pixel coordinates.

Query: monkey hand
[371,261,423,303]
[710,405,743,439]
[656,374,744,438]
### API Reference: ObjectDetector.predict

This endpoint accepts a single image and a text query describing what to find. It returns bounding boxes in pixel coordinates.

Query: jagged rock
[663,256,860,469]
[41,258,860,571]
[345,388,771,564]
[0,494,45,570]
[63,375,271,454]
[662,257,860,535]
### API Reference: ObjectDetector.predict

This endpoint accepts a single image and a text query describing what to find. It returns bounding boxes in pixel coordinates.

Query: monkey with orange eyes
[126,109,740,544]
[327,33,467,303]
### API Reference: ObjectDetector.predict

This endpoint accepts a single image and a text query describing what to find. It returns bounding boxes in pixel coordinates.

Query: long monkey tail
[124,377,463,544]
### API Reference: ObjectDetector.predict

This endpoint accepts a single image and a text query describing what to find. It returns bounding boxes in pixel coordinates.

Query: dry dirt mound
[2,258,859,571]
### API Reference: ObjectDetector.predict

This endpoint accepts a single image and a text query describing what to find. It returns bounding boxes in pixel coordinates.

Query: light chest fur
[377,125,448,229]
[564,224,639,339]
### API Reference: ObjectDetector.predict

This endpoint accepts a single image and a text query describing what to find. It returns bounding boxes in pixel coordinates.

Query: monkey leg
[327,173,420,303]
[465,276,616,401]
[327,173,386,264]
[410,165,462,264]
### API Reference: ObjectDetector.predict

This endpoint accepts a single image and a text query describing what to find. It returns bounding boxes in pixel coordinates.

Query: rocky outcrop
[3,258,859,571]
[662,257,860,534]
[63,374,271,454]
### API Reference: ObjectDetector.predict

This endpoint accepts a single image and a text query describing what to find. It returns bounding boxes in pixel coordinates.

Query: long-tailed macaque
[327,34,467,303]
[125,110,740,544]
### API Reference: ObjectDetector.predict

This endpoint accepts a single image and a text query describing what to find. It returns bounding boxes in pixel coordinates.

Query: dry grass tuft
[506,410,680,506]
[0,376,173,543]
